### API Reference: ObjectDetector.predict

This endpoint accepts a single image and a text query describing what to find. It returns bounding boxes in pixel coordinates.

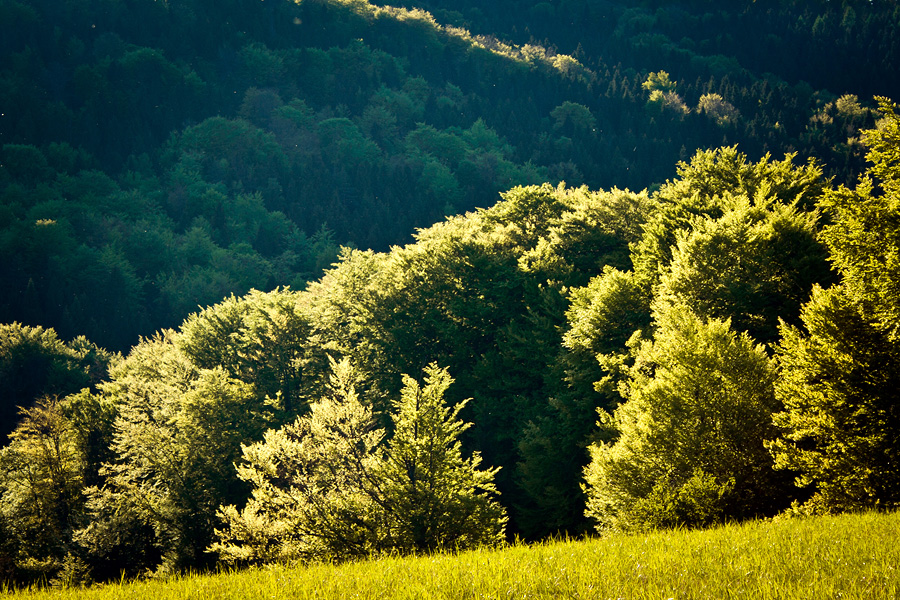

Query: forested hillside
[3,0,900,589]
[377,0,900,101]
[2,0,894,350]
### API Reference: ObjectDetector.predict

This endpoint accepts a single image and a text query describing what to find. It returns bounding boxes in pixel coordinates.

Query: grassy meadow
[7,512,899,599]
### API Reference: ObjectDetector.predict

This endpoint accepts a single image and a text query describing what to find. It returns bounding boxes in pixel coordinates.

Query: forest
[2,0,900,588]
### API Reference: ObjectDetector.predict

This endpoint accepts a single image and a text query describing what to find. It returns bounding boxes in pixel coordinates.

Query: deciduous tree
[770,98,900,512]
[583,306,785,533]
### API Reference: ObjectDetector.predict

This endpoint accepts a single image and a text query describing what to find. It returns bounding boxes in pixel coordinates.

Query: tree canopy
[2,0,900,588]
[1,0,891,352]
[769,98,900,513]
[211,360,505,564]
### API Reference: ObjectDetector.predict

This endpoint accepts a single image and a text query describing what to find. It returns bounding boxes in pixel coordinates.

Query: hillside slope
[0,0,885,350]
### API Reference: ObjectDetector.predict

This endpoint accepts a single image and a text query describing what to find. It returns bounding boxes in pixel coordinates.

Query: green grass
[8,512,900,599]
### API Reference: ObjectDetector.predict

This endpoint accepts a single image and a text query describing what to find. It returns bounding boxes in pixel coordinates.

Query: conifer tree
[211,361,505,564]
[379,364,506,552]
[211,358,386,564]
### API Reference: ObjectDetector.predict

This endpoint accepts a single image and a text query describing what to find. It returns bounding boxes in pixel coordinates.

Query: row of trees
[382,0,900,106]
[581,97,900,529]
[3,101,900,585]
[0,297,505,583]
[0,139,340,351]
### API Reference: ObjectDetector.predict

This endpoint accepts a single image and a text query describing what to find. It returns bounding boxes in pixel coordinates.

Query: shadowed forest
[2,0,900,588]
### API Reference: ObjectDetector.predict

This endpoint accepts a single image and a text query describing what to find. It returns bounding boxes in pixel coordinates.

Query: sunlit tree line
[2,101,900,587]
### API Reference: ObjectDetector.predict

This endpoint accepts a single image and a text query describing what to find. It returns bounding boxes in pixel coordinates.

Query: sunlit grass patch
[8,511,900,599]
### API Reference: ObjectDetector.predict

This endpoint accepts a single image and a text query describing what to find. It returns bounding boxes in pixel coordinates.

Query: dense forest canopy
[2,0,900,588]
[2,0,893,351]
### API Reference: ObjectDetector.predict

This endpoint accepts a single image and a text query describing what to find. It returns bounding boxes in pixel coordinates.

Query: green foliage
[0,323,115,442]
[379,364,506,552]
[697,93,740,127]
[642,70,677,94]
[303,183,652,536]
[0,141,338,352]
[771,286,900,513]
[69,289,328,576]
[549,102,596,137]
[556,151,830,528]
[212,358,387,564]
[583,306,784,533]
[3,0,900,584]
[656,147,827,210]
[819,97,900,340]
[654,198,832,345]
[94,333,267,572]
[0,387,117,586]
[1,0,890,348]
[58,390,117,491]
[0,398,85,584]
[519,186,653,285]
[646,90,689,119]
[177,288,328,418]
[564,268,652,361]
[626,469,733,532]
[771,99,900,512]
[69,488,162,585]
[212,361,505,564]
[560,264,653,423]
[631,147,827,288]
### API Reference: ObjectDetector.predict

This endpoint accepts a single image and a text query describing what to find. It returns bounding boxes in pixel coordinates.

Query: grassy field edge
[7,511,900,599]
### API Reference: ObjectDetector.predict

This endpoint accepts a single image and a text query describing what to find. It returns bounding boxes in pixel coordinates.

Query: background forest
[2,0,900,588]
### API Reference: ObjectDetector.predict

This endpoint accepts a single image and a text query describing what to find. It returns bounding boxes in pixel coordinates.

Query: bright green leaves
[380,364,506,552]
[656,200,831,344]
[698,93,740,127]
[97,332,266,572]
[0,398,87,583]
[212,358,386,564]
[0,322,115,442]
[212,361,505,564]
[642,71,677,94]
[860,97,900,193]
[582,307,784,533]
[302,183,650,537]
[569,147,833,533]
[770,99,900,512]
[771,286,900,512]
[818,98,900,340]
[73,288,325,574]
[565,268,651,360]
[563,147,831,403]
[0,389,117,586]
[643,71,688,118]
[178,288,327,418]
[654,146,826,212]
[820,177,900,331]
